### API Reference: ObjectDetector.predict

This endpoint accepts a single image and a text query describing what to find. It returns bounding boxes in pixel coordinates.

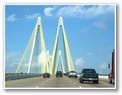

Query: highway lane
[5,75,115,89]
[67,77,115,88]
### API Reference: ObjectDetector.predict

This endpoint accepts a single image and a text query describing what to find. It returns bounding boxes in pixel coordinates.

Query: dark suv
[79,68,99,83]
[56,71,63,77]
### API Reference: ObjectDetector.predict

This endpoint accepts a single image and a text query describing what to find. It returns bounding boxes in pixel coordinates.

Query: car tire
[81,80,83,83]
[96,80,99,83]
[93,80,98,84]
[79,79,83,83]
[109,78,112,84]
[112,78,114,84]
[79,79,81,83]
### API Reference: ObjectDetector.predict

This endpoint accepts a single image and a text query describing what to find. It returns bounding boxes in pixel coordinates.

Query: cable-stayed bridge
[15,16,75,75]
[6,17,115,89]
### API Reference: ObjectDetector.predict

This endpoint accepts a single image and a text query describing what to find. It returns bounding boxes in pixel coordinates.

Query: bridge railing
[5,73,43,81]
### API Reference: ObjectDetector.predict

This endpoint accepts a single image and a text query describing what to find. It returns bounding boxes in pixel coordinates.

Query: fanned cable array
[16,17,48,74]
[15,17,75,75]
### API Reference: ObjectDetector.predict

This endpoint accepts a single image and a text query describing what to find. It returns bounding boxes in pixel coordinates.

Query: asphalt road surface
[5,75,115,89]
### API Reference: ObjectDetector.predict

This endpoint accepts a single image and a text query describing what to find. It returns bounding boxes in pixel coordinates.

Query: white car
[68,71,77,78]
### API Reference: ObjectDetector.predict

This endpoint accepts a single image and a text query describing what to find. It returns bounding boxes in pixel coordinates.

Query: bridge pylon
[15,16,48,74]
[49,17,75,75]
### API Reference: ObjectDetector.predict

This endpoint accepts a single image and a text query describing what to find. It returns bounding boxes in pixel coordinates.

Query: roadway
[5,75,115,89]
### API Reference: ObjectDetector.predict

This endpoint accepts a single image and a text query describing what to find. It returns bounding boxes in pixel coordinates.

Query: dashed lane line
[79,86,82,88]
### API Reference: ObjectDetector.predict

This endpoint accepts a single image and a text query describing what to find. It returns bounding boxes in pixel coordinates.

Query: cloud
[75,57,85,67]
[57,5,84,17]
[84,5,114,18]
[87,52,94,56]
[93,21,106,29]
[5,50,52,73]
[9,62,19,67]
[6,14,17,21]
[25,13,40,19]
[44,7,55,16]
[100,62,108,69]
[5,51,21,73]
[43,5,114,18]
[5,51,21,63]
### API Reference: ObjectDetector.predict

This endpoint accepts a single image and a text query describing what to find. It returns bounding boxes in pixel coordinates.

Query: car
[68,71,77,78]
[43,73,50,78]
[56,71,63,77]
[79,68,99,84]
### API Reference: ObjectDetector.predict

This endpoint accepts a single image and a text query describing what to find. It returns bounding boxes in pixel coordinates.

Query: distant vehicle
[109,49,115,84]
[56,71,62,77]
[79,68,99,84]
[68,71,77,78]
[66,72,69,76]
[43,73,50,78]
[63,73,67,76]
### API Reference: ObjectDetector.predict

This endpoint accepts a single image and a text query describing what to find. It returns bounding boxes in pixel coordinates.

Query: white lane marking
[42,83,45,84]
[79,86,82,88]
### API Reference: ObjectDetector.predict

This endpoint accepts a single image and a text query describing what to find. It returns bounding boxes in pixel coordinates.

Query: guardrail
[99,74,109,79]
[5,73,42,81]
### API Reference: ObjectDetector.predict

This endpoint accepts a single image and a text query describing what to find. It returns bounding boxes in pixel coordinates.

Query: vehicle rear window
[82,69,96,73]
[57,71,62,73]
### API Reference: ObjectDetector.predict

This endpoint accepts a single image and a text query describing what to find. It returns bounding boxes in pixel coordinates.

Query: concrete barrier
[5,73,43,81]
[99,75,108,79]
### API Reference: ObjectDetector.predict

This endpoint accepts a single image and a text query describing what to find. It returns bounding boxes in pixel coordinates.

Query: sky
[5,4,115,74]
